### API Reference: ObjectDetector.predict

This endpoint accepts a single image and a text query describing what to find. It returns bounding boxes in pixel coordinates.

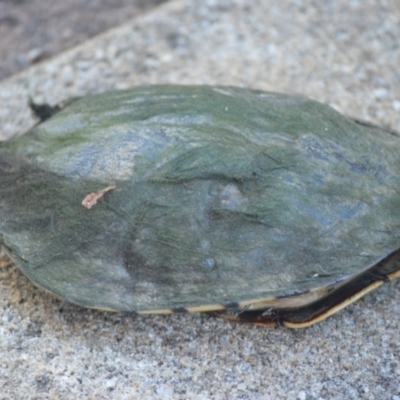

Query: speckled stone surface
[1,0,400,398]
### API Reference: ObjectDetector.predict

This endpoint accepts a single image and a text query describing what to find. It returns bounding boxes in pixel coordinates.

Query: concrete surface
[0,0,167,80]
[0,0,400,398]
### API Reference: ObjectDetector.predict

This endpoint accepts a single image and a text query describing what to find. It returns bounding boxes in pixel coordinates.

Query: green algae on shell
[1,85,400,327]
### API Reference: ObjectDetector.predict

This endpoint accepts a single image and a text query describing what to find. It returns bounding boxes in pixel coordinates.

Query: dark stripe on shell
[172,307,189,313]
[233,247,400,327]
[223,302,240,310]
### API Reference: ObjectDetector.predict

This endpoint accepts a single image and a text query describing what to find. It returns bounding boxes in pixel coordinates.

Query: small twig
[81,185,116,209]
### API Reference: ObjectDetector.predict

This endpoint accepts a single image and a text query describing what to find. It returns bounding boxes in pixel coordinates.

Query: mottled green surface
[1,85,400,311]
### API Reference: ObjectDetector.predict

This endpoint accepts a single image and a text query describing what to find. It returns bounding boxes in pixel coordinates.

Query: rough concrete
[0,0,400,398]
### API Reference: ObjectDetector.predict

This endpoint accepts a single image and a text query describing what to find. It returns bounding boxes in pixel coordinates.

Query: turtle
[1,85,399,328]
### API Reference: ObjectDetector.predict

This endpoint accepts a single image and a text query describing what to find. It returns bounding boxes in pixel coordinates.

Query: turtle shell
[1,85,400,328]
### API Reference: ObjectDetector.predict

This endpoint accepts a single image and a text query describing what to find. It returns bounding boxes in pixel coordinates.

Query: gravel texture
[0,0,167,80]
[1,0,400,399]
